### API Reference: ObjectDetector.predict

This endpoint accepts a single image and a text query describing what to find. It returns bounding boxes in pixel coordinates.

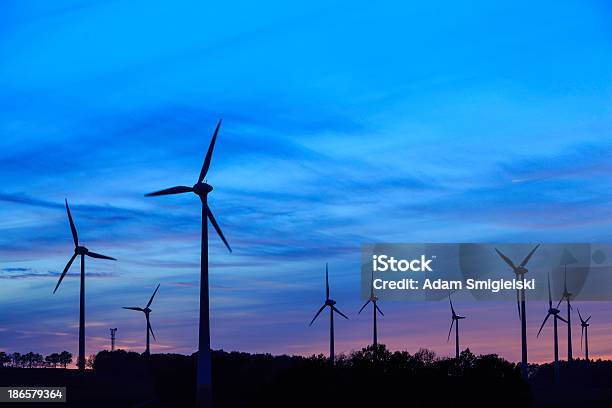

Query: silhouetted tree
[86,354,96,369]
[58,351,72,368]
[0,352,10,368]
[22,352,44,368]
[11,352,22,368]
[45,353,60,368]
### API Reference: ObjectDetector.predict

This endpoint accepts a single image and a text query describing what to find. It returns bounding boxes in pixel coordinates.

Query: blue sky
[1,0,612,362]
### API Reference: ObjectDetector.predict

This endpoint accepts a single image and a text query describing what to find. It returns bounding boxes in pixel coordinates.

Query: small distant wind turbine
[310,264,348,364]
[447,295,466,359]
[537,272,567,379]
[495,244,540,378]
[557,248,578,361]
[577,308,591,361]
[146,120,231,407]
[358,271,384,346]
[123,284,161,355]
[54,199,116,372]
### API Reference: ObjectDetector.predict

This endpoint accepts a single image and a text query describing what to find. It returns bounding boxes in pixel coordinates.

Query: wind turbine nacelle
[75,246,88,255]
[193,182,213,195]
[515,266,528,275]
[144,308,152,314]
[325,299,336,306]
[371,296,378,302]
[549,308,561,315]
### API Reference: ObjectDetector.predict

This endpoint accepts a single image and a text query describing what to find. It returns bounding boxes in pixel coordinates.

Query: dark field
[1,346,611,407]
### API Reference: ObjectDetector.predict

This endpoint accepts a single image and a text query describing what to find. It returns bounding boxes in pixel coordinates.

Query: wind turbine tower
[358,271,384,346]
[537,272,568,380]
[54,199,116,372]
[447,295,466,359]
[577,308,591,361]
[123,284,161,355]
[557,248,578,361]
[495,244,540,378]
[309,264,348,364]
[146,120,231,407]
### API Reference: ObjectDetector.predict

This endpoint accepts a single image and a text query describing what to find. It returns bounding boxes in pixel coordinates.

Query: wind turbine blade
[516,289,521,320]
[369,270,374,297]
[326,263,329,300]
[556,296,564,309]
[65,199,78,247]
[198,119,222,183]
[309,304,326,326]
[495,248,516,270]
[447,319,455,342]
[375,303,384,316]
[87,251,116,260]
[358,299,371,314]
[519,244,540,267]
[122,307,144,311]
[146,283,161,308]
[557,315,568,324]
[585,316,591,323]
[53,253,77,293]
[537,313,551,338]
[449,296,456,316]
[206,205,232,253]
[332,306,349,320]
[547,273,552,308]
[145,186,193,197]
[577,307,584,323]
[148,321,157,341]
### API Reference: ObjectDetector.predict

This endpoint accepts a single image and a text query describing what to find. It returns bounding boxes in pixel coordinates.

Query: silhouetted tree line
[0,351,72,368]
[4,347,612,407]
[88,345,530,407]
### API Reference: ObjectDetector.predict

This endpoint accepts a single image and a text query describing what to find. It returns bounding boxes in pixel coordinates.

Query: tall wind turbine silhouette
[145,120,231,407]
[123,284,160,355]
[557,248,578,361]
[447,295,466,359]
[495,244,540,378]
[358,271,384,346]
[577,308,591,361]
[537,272,567,380]
[309,264,348,364]
[54,199,116,372]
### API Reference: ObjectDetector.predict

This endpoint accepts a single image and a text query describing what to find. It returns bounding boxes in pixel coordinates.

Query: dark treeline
[0,351,73,368]
[2,346,612,407]
[91,345,530,407]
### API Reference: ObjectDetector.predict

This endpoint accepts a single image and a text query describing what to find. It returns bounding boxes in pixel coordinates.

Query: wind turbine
[577,308,591,361]
[537,272,567,380]
[123,284,161,355]
[54,199,116,372]
[145,120,231,407]
[309,264,348,364]
[495,244,540,378]
[358,271,384,346]
[447,295,466,359]
[557,248,578,361]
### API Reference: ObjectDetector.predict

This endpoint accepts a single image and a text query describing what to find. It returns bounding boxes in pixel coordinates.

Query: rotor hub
[325,299,336,306]
[193,182,213,195]
[75,246,88,255]
[515,266,528,275]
